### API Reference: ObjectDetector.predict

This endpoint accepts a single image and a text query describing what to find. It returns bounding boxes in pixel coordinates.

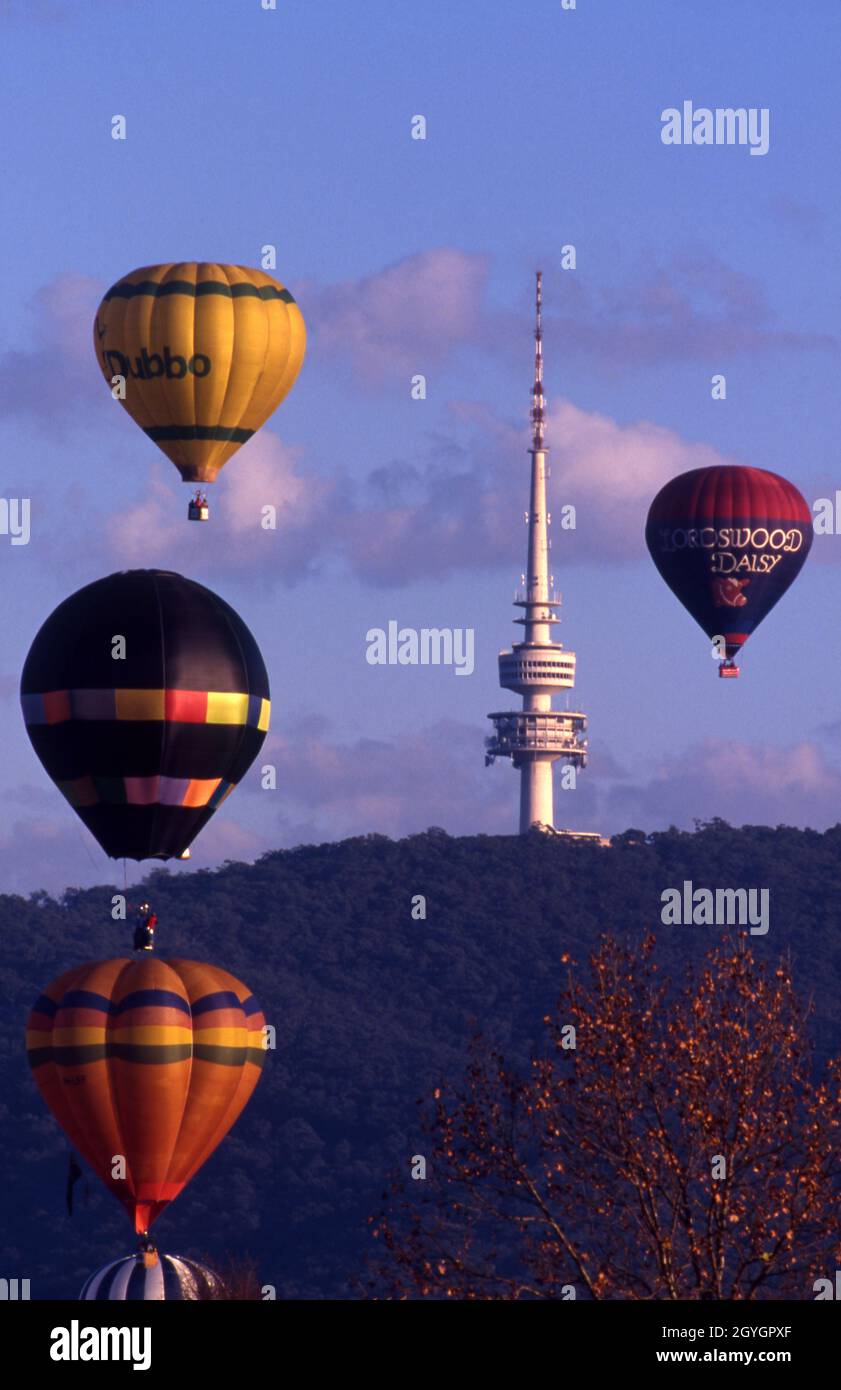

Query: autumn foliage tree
[367,935,841,1299]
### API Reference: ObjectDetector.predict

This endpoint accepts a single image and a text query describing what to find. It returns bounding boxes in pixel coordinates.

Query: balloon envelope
[81,1252,221,1301]
[20,569,270,860]
[28,957,266,1233]
[645,466,812,667]
[93,262,306,484]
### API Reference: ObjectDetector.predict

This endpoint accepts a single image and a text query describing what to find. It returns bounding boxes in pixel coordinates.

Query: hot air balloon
[20,570,270,860]
[645,465,813,677]
[81,1252,221,1301]
[27,957,266,1233]
[93,263,306,520]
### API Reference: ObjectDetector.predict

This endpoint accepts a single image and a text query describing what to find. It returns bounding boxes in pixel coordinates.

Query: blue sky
[1,0,841,892]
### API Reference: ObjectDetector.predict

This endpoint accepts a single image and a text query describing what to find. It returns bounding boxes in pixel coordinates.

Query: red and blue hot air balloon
[645,465,813,677]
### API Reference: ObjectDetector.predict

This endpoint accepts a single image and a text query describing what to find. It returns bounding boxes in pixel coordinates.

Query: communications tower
[485,272,589,833]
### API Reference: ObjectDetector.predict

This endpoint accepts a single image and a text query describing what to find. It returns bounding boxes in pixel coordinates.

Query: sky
[1,0,841,893]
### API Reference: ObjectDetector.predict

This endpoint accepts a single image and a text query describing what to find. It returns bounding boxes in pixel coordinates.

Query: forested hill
[3,822,840,1299]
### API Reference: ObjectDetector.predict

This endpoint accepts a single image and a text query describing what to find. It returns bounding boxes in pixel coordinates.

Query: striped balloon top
[81,1252,221,1301]
[28,958,266,1070]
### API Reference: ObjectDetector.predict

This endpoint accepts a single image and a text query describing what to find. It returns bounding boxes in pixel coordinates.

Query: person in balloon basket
[133,903,157,953]
[189,489,209,521]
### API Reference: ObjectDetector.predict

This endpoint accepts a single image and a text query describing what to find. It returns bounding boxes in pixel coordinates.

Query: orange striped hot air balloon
[26,957,266,1232]
[92,262,306,519]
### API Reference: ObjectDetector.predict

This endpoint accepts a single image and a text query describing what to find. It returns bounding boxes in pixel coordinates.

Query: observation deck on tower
[485,271,590,835]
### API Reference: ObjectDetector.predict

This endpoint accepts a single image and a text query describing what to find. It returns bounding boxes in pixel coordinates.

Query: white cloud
[305,248,490,384]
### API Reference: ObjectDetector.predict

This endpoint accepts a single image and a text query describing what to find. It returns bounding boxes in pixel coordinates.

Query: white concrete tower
[485,272,588,833]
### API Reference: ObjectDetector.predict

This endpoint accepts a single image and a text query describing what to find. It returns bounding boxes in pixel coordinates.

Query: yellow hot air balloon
[93,262,306,520]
